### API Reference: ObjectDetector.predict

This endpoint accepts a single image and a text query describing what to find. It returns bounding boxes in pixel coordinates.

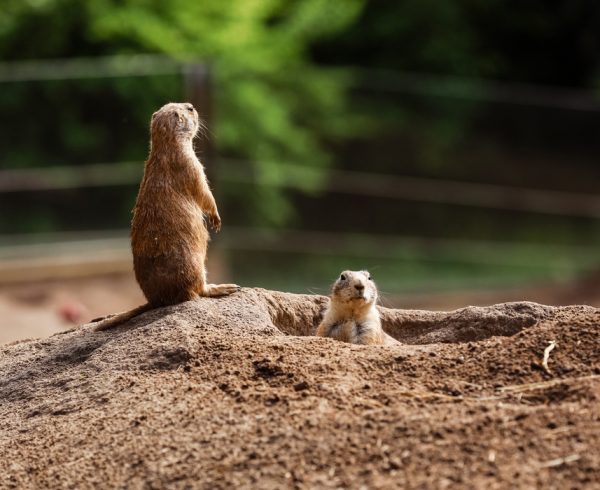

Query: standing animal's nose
[355,284,364,292]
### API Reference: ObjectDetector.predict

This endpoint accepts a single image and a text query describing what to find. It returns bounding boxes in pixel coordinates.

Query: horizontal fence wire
[217,227,598,271]
[0,228,597,272]
[220,160,600,219]
[2,160,600,219]
[0,55,189,82]
[355,68,600,112]
[1,55,600,111]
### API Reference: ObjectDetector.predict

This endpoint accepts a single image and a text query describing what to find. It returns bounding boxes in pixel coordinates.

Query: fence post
[182,62,230,282]
[183,63,215,179]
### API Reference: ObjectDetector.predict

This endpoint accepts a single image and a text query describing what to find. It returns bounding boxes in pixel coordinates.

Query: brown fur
[316,270,399,346]
[94,102,238,331]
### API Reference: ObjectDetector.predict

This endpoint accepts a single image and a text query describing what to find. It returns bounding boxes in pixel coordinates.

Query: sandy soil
[0,288,598,489]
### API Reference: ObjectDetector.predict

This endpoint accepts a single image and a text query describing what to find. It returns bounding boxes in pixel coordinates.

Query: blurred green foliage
[319,0,600,85]
[2,1,600,240]
[0,0,366,224]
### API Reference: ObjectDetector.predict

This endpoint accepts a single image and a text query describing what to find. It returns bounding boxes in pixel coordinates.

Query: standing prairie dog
[316,270,399,346]
[94,102,239,331]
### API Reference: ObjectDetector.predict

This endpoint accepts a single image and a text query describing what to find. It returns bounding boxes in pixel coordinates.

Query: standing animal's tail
[92,303,153,331]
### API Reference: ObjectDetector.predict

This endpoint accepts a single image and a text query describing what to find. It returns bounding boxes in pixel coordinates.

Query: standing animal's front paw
[208,213,222,232]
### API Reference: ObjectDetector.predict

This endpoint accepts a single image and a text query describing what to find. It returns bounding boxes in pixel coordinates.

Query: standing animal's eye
[368,275,372,281]
[340,274,346,281]
[187,104,194,112]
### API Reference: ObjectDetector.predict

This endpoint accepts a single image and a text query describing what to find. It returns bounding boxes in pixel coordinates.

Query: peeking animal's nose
[355,284,364,292]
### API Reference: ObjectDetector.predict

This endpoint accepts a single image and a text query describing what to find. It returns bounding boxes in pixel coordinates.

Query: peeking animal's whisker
[377,290,397,309]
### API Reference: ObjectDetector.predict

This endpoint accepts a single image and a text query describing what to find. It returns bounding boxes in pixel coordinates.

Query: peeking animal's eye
[368,275,372,281]
[340,274,346,281]
[187,104,194,112]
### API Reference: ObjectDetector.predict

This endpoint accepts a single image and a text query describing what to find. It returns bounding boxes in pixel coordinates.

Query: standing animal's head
[331,270,378,306]
[150,102,202,144]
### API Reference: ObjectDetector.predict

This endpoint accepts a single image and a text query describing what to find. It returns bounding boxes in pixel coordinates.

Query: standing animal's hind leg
[201,283,240,297]
[194,254,239,297]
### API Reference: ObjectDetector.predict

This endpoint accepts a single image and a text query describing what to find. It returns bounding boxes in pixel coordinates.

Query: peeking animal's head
[331,270,377,306]
[150,102,201,143]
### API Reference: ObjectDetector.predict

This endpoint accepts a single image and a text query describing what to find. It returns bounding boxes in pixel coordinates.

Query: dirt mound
[0,288,598,488]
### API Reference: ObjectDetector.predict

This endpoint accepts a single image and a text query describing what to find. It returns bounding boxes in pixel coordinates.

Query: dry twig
[542,340,557,375]
[497,374,600,394]
[538,454,580,468]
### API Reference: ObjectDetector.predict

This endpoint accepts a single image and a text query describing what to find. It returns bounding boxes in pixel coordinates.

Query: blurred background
[1,0,600,343]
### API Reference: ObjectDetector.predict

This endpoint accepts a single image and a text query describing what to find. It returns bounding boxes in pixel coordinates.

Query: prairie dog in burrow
[94,102,239,331]
[316,270,399,346]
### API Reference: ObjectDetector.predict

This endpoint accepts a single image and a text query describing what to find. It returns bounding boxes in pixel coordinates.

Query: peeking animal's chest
[329,319,367,342]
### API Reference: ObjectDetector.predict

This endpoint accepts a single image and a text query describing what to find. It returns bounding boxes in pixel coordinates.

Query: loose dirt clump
[0,288,598,489]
